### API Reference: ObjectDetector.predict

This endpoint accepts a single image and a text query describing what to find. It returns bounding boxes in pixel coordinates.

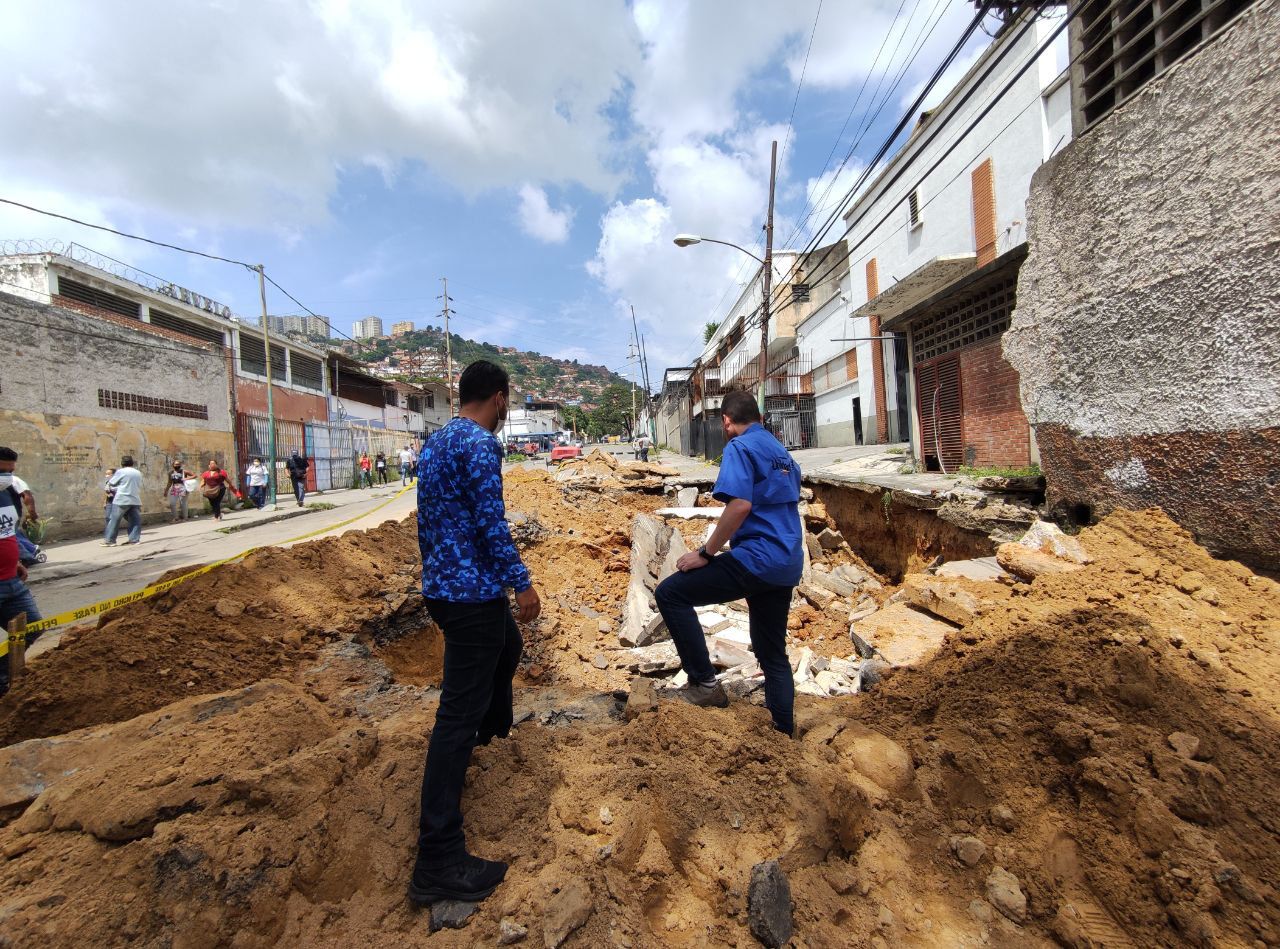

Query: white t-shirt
[246,464,268,487]
[12,475,29,494]
[397,448,415,465]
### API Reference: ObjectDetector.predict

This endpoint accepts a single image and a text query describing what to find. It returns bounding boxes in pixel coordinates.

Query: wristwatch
[697,545,716,560]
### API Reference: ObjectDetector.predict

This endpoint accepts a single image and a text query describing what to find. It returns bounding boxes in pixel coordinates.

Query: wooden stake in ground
[7,611,27,683]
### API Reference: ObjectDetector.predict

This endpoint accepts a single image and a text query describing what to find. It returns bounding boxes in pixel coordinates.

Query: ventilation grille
[57,277,139,319]
[912,276,1016,364]
[149,308,224,347]
[98,389,209,420]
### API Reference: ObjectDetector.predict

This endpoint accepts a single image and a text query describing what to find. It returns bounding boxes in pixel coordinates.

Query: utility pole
[758,139,777,415]
[640,333,657,443]
[256,265,279,511]
[438,277,455,416]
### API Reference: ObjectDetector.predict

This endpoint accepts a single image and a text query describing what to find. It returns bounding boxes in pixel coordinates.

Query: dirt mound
[2,485,1279,946]
[0,518,425,745]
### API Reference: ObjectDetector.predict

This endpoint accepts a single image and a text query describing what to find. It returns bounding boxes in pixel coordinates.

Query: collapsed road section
[1,452,1278,947]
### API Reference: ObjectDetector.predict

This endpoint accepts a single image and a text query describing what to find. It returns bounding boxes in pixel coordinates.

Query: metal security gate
[915,354,963,472]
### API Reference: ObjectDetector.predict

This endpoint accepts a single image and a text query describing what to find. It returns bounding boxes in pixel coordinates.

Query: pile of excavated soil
[3,482,1279,947]
[0,518,426,745]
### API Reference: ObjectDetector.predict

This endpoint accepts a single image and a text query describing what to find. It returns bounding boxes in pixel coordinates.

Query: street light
[671,140,778,414]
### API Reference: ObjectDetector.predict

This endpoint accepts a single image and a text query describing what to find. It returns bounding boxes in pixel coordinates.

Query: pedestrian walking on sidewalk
[654,390,804,736]
[103,467,117,531]
[165,460,193,522]
[245,458,269,509]
[409,359,540,907]
[375,451,389,485]
[103,456,145,546]
[286,450,309,507]
[398,445,416,485]
[358,452,373,488]
[199,460,235,522]
[1,447,43,698]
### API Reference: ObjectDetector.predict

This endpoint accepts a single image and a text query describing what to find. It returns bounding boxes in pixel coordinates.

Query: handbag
[201,474,225,499]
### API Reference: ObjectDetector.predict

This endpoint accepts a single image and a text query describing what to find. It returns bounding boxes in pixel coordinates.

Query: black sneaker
[408,853,508,905]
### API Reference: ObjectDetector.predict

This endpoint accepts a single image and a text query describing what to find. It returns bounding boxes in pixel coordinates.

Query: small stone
[747,860,793,948]
[986,867,1027,923]
[597,619,612,634]
[214,597,245,618]
[543,879,593,948]
[429,900,479,932]
[1167,731,1201,760]
[950,835,987,867]
[591,653,609,670]
[969,899,993,923]
[624,678,659,721]
[599,806,613,826]
[498,917,528,944]
[816,527,846,550]
[990,805,1017,832]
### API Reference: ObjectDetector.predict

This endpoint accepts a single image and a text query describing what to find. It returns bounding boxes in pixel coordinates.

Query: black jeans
[291,477,306,505]
[655,554,795,735]
[417,597,523,869]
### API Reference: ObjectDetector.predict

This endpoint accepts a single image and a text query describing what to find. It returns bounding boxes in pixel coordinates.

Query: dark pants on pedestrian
[249,485,266,509]
[417,598,523,869]
[655,555,795,735]
[377,467,388,485]
[206,488,225,519]
[0,577,43,696]
[291,477,306,506]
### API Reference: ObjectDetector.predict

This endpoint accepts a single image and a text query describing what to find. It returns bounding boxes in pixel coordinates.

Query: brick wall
[958,336,1030,467]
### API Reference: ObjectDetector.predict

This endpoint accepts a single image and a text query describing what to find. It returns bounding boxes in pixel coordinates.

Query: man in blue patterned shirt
[409,360,541,907]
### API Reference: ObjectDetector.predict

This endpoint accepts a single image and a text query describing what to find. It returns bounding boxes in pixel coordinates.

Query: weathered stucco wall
[1005,0,1280,570]
[0,292,235,539]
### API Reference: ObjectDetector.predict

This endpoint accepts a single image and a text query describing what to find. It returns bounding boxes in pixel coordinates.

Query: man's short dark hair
[459,360,510,405]
[121,455,135,467]
[0,447,16,463]
[722,390,762,425]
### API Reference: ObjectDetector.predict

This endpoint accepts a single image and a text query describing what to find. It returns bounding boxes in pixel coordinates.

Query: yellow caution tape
[3,485,415,657]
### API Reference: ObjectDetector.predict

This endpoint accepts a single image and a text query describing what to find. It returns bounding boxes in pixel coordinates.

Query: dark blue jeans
[0,576,42,695]
[417,597,523,869]
[291,477,306,505]
[655,554,795,735]
[248,485,267,509]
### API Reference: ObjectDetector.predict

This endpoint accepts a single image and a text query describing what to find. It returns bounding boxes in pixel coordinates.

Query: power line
[0,197,253,269]
[779,0,825,171]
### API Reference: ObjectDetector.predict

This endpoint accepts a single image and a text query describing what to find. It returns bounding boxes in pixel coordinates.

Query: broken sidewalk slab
[675,486,699,507]
[618,514,689,647]
[996,543,1086,582]
[850,603,956,668]
[935,557,1009,581]
[1018,520,1092,563]
[899,575,1009,627]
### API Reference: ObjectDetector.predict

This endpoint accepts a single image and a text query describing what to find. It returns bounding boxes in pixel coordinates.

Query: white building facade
[796,10,1071,453]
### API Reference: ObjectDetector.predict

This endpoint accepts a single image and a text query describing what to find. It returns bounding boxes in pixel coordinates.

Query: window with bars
[911,277,1018,364]
[1075,0,1258,130]
[290,352,323,390]
[56,277,140,319]
[148,308,225,347]
[426,390,435,409]
[98,389,209,420]
[238,334,286,381]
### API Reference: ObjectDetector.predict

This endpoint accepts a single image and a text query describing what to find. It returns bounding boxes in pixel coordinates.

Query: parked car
[549,445,582,464]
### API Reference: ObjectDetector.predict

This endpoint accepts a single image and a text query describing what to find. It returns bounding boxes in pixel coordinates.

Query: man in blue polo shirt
[654,389,803,736]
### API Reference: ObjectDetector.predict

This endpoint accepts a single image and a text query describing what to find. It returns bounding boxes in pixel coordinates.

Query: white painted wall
[797,11,1071,447]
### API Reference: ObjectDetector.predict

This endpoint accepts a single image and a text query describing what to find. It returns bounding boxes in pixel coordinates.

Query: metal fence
[235,412,417,496]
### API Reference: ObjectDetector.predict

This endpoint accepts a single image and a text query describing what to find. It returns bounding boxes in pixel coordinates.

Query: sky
[0,0,999,390]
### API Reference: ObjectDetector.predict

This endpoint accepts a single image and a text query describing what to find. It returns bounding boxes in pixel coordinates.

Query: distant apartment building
[351,316,384,339]
[390,320,414,336]
[261,313,331,338]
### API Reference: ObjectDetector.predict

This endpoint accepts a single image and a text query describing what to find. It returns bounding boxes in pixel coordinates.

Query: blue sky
[0,0,997,388]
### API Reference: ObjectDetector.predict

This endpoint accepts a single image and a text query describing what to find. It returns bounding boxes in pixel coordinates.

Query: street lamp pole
[671,139,778,415]
[758,140,777,415]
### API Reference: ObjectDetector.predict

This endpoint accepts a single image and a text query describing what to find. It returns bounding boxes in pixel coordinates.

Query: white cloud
[0,0,640,233]
[517,185,574,244]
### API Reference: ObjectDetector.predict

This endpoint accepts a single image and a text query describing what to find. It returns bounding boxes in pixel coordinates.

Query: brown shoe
[672,680,729,708]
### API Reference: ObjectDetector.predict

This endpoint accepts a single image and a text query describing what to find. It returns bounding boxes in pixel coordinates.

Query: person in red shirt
[199,459,238,522]
[359,452,374,489]
[1,446,42,697]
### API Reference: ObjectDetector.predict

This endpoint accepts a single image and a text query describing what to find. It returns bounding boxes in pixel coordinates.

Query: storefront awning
[855,254,976,325]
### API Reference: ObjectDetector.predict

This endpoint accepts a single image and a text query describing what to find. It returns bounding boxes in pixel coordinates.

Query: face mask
[0,474,12,490]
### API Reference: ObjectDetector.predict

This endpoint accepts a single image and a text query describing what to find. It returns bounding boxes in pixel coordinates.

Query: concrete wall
[1005,0,1280,569]
[0,292,235,539]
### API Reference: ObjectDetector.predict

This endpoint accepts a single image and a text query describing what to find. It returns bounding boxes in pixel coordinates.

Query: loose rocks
[429,900,479,932]
[985,867,1027,923]
[747,859,793,948]
[499,917,528,944]
[543,879,593,948]
[950,835,987,867]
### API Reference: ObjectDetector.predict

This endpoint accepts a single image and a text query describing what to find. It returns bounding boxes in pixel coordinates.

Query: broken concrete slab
[899,575,1007,627]
[850,603,956,668]
[654,507,722,520]
[797,582,838,612]
[625,641,682,674]
[676,486,698,508]
[1019,520,1092,563]
[816,527,846,550]
[809,571,858,599]
[834,564,883,591]
[709,637,754,670]
[619,514,688,646]
[935,557,1009,581]
[996,543,1086,582]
